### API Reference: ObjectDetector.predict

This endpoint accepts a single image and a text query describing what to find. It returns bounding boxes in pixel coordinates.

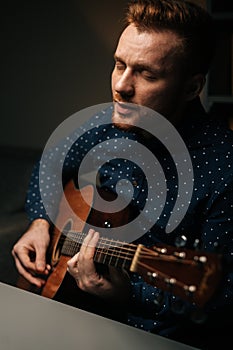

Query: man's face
[111,24,189,129]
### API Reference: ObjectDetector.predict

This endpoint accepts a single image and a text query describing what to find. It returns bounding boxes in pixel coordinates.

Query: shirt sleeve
[24,122,96,224]
[25,135,84,224]
[200,175,233,311]
[128,174,233,332]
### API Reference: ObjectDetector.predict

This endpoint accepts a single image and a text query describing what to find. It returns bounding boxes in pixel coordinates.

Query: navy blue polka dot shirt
[25,98,233,342]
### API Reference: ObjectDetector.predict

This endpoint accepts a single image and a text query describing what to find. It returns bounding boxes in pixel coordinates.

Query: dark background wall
[1,0,128,150]
[1,0,215,151]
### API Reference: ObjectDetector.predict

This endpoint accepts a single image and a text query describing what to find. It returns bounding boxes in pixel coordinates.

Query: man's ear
[185,74,206,101]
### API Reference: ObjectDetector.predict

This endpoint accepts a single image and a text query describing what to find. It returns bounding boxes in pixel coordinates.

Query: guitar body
[42,182,94,298]
[16,182,93,297]
[17,180,134,298]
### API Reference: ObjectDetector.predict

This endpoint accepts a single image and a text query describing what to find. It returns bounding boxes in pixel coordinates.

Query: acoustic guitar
[17,180,222,308]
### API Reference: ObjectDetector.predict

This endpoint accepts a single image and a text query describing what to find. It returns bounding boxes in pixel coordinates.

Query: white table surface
[0,282,199,350]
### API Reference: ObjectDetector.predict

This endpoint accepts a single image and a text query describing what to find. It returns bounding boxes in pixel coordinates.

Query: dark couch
[0,146,41,286]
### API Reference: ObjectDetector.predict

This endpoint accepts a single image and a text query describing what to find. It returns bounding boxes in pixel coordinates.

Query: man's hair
[124,0,215,76]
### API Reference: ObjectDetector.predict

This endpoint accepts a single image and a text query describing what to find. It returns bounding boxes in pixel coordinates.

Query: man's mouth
[114,101,139,117]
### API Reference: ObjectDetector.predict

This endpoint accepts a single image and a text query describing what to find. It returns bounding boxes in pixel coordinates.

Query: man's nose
[114,69,134,98]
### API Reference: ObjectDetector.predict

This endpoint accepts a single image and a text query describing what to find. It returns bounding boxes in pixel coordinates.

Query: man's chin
[112,114,135,131]
[112,112,154,139]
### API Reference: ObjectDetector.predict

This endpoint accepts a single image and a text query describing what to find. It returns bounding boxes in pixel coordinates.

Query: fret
[96,238,108,265]
[61,231,84,257]
[108,239,117,266]
[114,243,121,268]
[60,231,136,269]
[122,244,131,270]
[96,239,136,269]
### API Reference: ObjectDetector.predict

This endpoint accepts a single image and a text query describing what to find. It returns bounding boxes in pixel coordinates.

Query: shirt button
[132,180,138,187]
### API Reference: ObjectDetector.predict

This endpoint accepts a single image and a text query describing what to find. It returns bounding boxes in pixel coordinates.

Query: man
[12,1,233,348]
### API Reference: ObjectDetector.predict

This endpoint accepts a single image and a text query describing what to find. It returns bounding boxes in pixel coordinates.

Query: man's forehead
[120,24,180,45]
[115,24,181,67]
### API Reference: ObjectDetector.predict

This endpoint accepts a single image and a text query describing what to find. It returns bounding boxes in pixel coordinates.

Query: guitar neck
[61,231,137,270]
[52,229,222,308]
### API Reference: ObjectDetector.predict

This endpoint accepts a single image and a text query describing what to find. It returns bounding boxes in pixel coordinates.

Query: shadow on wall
[1,0,128,150]
[0,0,129,288]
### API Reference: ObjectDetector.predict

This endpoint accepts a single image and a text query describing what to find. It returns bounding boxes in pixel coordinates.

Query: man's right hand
[12,219,51,287]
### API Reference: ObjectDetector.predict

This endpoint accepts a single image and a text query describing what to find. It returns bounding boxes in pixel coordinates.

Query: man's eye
[142,72,157,81]
[115,62,125,71]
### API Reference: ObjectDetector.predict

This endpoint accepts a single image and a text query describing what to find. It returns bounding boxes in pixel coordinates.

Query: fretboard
[61,231,137,270]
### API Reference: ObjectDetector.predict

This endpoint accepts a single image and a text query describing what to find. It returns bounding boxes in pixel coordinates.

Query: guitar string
[60,229,179,256]
[59,234,189,263]
[61,237,137,260]
[60,233,181,259]
[59,236,135,267]
[54,230,206,267]
[60,237,203,267]
[59,232,139,265]
[63,239,137,255]
[63,238,136,252]
[59,232,168,258]
[62,245,134,260]
[61,229,138,249]
[59,231,137,255]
